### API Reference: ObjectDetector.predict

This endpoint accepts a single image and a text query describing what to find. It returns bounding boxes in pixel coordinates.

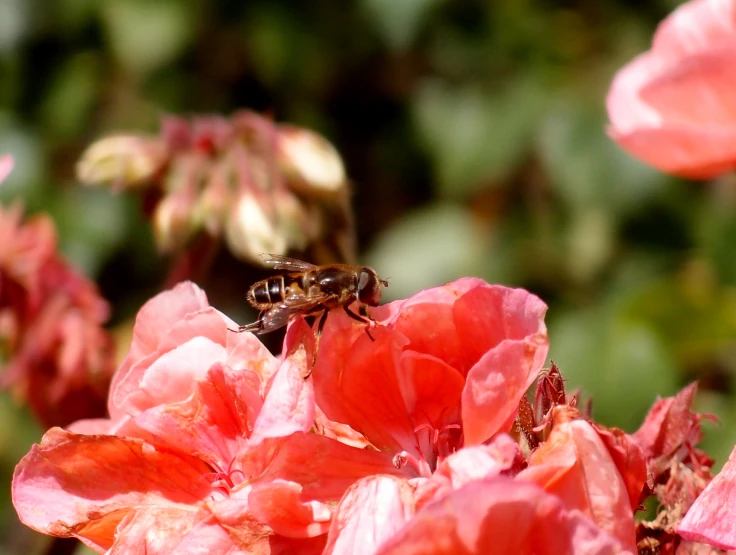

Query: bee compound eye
[357,268,381,306]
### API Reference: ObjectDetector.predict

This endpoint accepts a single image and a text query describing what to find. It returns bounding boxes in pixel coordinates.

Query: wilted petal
[376,478,627,555]
[678,445,736,550]
[323,475,416,555]
[106,508,234,555]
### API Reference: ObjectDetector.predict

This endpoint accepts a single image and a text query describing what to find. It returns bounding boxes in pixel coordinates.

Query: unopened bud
[276,127,346,195]
[196,166,232,236]
[153,190,198,252]
[76,135,168,189]
[225,193,287,264]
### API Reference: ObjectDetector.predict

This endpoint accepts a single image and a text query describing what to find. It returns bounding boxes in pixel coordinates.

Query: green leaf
[413,76,543,198]
[100,0,193,76]
[366,203,486,300]
[363,0,445,51]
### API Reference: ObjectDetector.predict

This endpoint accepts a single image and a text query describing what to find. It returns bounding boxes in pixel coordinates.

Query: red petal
[107,507,242,555]
[593,424,647,511]
[519,417,637,552]
[376,477,626,555]
[0,153,12,184]
[132,362,258,468]
[12,428,212,551]
[323,475,415,555]
[250,347,314,445]
[249,480,332,538]
[462,337,548,445]
[312,324,417,456]
[678,445,736,550]
[652,0,736,58]
[239,432,401,503]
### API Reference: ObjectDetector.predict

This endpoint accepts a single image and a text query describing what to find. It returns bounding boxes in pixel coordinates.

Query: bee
[233,255,389,369]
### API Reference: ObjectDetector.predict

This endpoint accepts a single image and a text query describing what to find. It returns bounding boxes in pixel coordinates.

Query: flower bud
[276,127,346,195]
[225,193,287,264]
[153,190,198,252]
[76,135,168,189]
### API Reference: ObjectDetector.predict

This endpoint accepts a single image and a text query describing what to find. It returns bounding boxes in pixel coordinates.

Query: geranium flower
[606,0,736,178]
[13,283,399,553]
[0,166,115,427]
[282,278,642,553]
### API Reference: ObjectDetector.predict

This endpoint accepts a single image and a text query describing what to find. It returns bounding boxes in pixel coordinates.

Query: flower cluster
[12,278,729,554]
[76,112,354,264]
[0,157,115,428]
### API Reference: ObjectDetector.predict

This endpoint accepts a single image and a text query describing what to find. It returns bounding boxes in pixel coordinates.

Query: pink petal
[12,428,212,551]
[323,475,415,555]
[249,479,332,538]
[415,435,522,507]
[452,284,549,374]
[519,416,637,552]
[107,508,233,555]
[678,445,736,550]
[250,347,315,446]
[0,154,12,184]
[462,336,548,446]
[652,0,736,58]
[375,477,627,555]
[239,433,401,503]
[311,323,418,457]
[133,362,259,468]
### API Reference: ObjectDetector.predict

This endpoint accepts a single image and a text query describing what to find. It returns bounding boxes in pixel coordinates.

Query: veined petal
[12,428,212,551]
[248,479,332,538]
[375,477,628,555]
[323,475,416,555]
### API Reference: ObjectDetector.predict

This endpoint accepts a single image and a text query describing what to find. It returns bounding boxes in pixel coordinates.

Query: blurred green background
[3,0,736,552]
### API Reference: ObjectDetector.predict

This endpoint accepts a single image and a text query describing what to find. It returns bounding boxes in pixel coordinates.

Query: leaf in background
[100,0,193,77]
[38,52,102,141]
[362,0,445,51]
[51,187,134,276]
[538,93,668,214]
[366,203,487,300]
[412,76,543,198]
[0,0,29,55]
[549,304,679,432]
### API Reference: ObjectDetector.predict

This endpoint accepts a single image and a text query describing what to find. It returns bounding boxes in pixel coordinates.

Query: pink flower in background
[12,283,399,553]
[0,156,115,427]
[606,0,736,178]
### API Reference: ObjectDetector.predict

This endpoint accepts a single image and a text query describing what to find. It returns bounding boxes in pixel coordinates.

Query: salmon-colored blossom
[283,278,643,553]
[12,282,399,553]
[606,0,736,178]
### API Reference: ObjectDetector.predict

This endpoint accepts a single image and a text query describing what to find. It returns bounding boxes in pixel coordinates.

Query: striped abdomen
[246,273,310,310]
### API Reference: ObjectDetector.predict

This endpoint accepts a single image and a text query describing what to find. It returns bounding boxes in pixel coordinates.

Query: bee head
[357,267,387,306]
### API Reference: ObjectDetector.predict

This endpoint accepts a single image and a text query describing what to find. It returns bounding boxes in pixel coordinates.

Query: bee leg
[305,309,329,377]
[228,312,264,333]
[344,305,376,341]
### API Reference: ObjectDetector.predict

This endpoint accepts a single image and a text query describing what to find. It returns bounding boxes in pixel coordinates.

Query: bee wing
[257,293,332,333]
[259,254,317,272]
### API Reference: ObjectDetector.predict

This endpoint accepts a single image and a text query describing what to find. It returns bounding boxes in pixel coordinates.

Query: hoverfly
[232,254,389,371]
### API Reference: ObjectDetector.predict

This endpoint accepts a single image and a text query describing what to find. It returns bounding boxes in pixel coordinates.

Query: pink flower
[606,0,736,178]
[13,282,398,553]
[0,200,115,427]
[295,277,550,475]
[284,279,637,553]
[679,446,736,550]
